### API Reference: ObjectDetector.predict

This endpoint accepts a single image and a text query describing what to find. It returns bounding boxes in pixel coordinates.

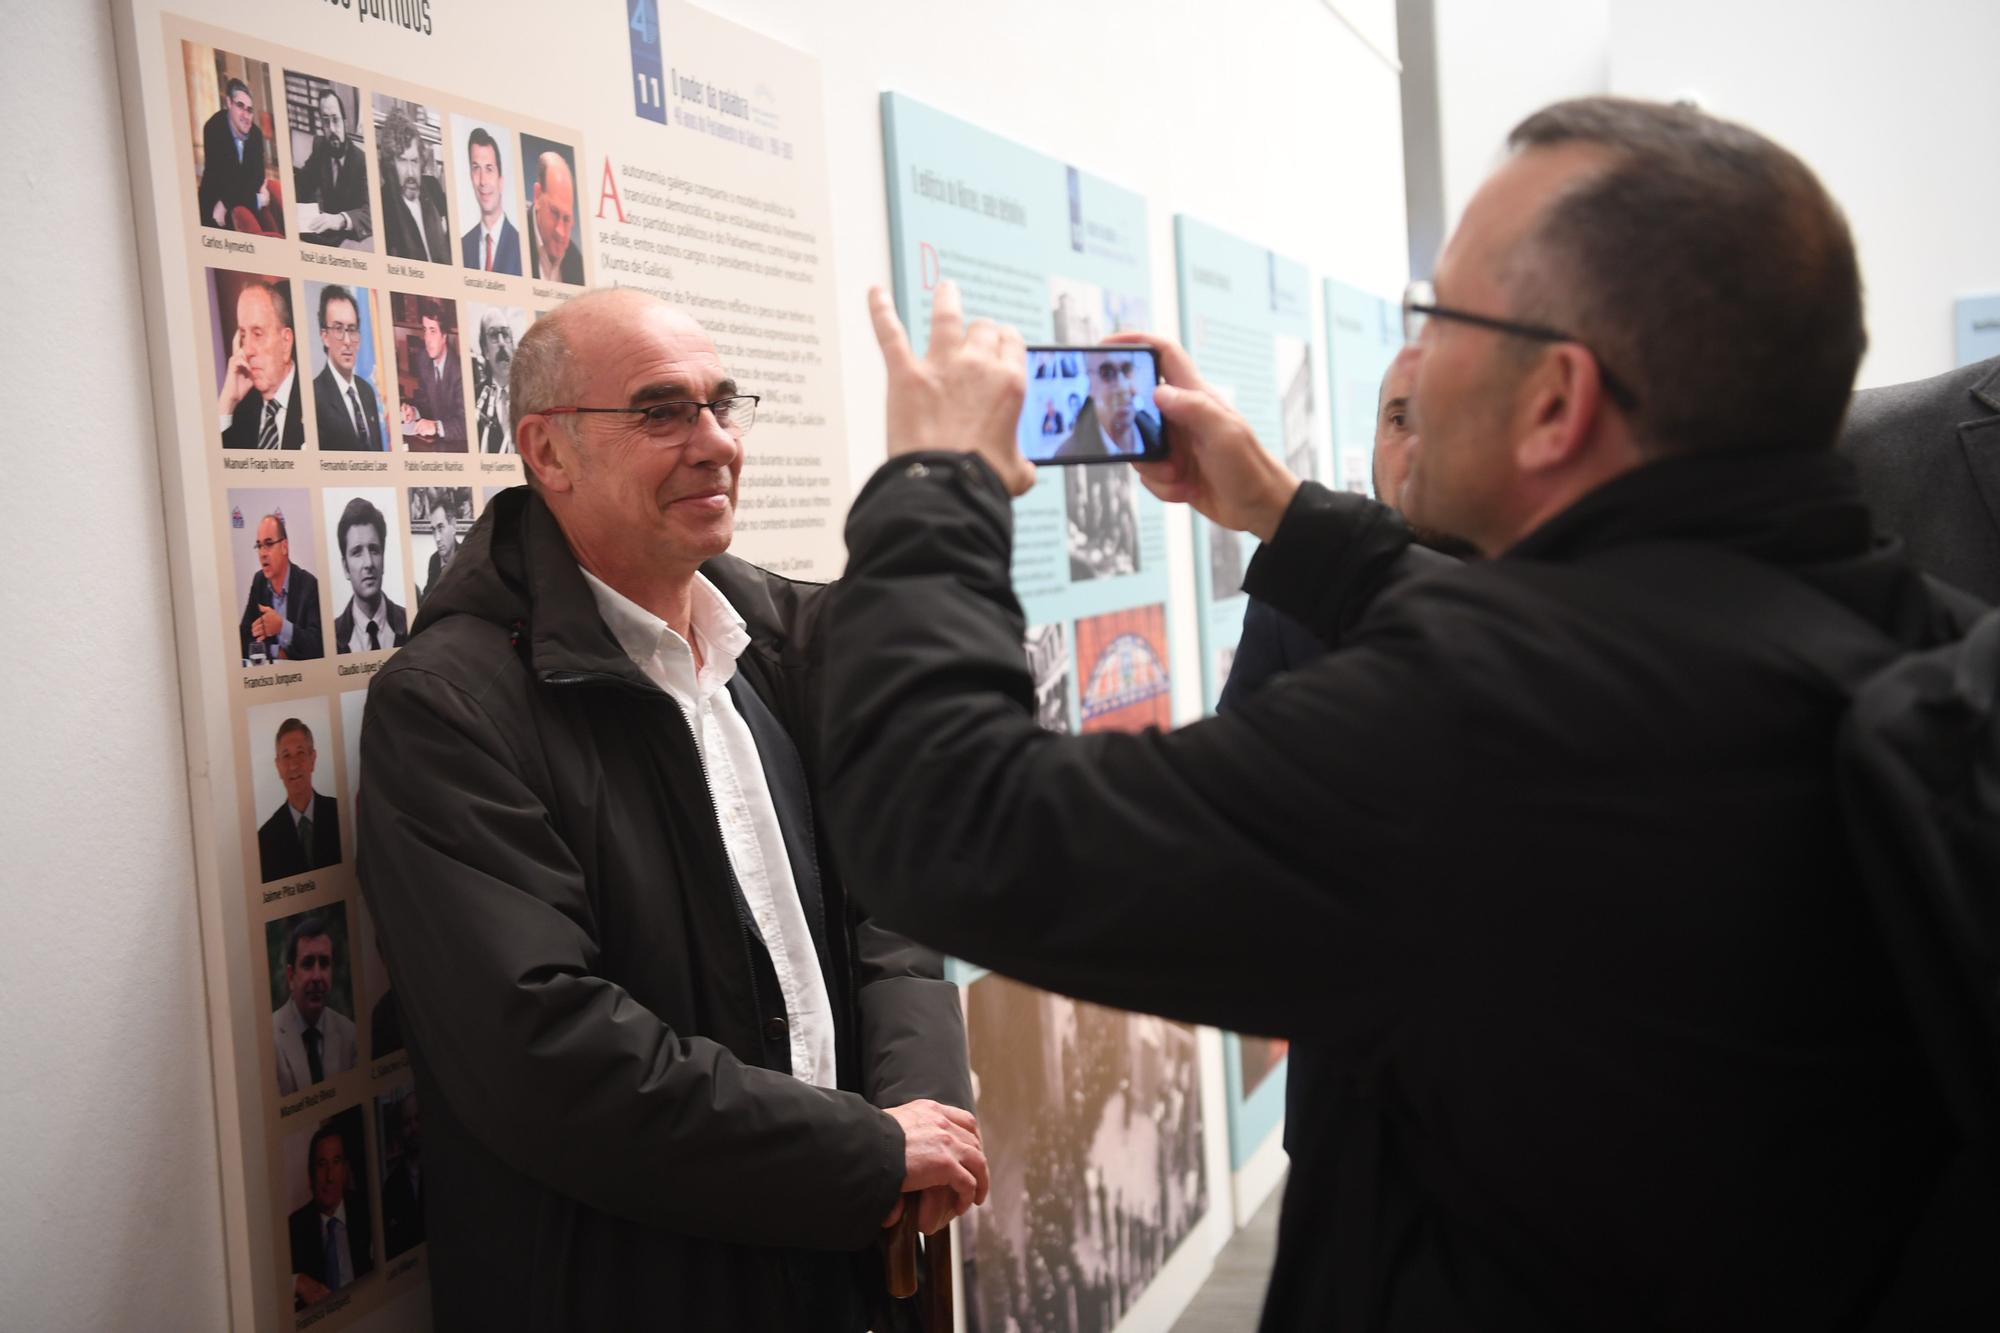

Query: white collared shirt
[581,570,840,1089]
[1096,417,1139,455]
[477,216,505,267]
[344,596,396,653]
[225,364,296,433]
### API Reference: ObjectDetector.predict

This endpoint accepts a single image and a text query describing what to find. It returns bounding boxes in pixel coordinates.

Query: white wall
[0,3,230,1330]
[1607,0,2000,388]
[1431,0,1608,243]
[1,1,1405,1327]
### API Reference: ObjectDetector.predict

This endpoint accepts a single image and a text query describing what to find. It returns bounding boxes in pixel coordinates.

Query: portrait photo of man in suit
[236,508,324,664]
[455,120,523,275]
[377,1087,424,1261]
[408,485,471,606]
[522,133,584,284]
[189,48,283,236]
[310,284,385,451]
[291,76,372,250]
[328,492,407,655]
[375,97,450,265]
[287,1109,374,1310]
[214,274,305,450]
[390,295,465,450]
[269,907,358,1099]
[467,304,528,453]
[256,716,342,884]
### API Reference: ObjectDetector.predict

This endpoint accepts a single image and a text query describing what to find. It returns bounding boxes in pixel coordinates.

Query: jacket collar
[1972,357,2000,417]
[1507,446,1873,569]
[411,485,807,684]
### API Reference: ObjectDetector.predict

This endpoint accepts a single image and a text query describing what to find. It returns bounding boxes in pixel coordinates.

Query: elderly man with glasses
[356,288,982,1332]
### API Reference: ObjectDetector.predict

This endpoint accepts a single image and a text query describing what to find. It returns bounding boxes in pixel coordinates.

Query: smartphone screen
[1019,345,1169,465]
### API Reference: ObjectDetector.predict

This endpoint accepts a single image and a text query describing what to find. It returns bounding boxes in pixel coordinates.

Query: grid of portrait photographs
[175,25,590,1327]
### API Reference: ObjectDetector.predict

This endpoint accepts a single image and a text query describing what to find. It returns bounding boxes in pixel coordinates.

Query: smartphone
[1019,345,1170,465]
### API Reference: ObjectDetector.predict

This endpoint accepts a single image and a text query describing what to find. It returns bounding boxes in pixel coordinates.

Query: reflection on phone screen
[1020,347,1162,464]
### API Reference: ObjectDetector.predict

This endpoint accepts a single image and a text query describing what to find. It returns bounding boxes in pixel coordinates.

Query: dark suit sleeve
[289,1206,321,1285]
[438,357,466,445]
[853,917,972,1112]
[821,454,1455,1044]
[356,662,908,1249]
[1217,598,1324,712]
[288,568,324,660]
[240,573,265,660]
[198,115,224,221]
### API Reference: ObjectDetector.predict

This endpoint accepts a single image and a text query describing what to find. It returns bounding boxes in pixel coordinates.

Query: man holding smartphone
[824,95,1988,1331]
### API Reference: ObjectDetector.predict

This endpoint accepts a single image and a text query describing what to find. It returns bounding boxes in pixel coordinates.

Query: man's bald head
[511,291,722,492]
[532,152,577,275]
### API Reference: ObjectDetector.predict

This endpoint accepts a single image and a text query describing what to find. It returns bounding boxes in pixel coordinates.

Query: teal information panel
[882,92,1177,746]
[882,94,1214,1333]
[1325,278,1402,495]
[1172,216,1309,1169]
[1173,215,1320,715]
[1957,293,2000,367]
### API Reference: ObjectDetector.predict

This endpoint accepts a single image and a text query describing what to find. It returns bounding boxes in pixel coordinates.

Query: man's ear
[1513,343,1604,476]
[517,417,574,495]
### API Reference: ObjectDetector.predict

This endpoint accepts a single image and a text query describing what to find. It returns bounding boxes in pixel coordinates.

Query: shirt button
[764,1016,789,1041]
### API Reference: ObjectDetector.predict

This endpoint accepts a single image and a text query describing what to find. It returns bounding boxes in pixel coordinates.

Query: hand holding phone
[1018,346,1169,466]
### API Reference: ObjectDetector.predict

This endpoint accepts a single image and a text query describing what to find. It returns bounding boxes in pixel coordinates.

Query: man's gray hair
[509,310,575,488]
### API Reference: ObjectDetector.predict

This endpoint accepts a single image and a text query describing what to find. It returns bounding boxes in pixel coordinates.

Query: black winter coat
[357,486,970,1330]
[822,446,1983,1332]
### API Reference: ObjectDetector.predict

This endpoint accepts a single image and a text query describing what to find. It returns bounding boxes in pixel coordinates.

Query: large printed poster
[880,92,1209,1329]
[112,2,852,1327]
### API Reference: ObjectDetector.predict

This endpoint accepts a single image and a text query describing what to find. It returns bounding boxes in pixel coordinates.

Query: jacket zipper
[545,669,781,1063]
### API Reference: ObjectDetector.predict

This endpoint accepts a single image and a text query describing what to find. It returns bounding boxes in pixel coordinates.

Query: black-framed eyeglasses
[537,394,760,442]
[1402,280,1640,413]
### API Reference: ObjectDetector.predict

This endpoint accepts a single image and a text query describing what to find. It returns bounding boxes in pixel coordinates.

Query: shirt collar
[580,570,749,695]
[268,364,297,415]
[322,1198,348,1227]
[328,363,359,397]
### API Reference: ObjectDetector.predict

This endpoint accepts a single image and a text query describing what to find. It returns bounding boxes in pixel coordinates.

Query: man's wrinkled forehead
[572,298,729,400]
[1083,350,1137,375]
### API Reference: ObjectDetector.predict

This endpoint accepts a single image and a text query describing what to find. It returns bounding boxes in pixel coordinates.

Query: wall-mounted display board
[1173,215,1323,713]
[1324,277,1403,495]
[1958,293,2000,367]
[109,1,851,1327]
[1170,215,1317,1223]
[881,91,1218,1333]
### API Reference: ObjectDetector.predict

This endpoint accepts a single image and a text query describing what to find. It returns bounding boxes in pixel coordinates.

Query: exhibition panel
[881,92,1222,1332]
[112,2,852,1327]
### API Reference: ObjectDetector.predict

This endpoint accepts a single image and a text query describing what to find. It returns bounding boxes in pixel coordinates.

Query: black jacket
[356,487,970,1330]
[289,1193,375,1295]
[199,110,266,225]
[258,793,341,884]
[822,447,1981,1332]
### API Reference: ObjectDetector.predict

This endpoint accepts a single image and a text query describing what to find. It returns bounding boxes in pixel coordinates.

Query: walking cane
[885,1198,955,1329]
